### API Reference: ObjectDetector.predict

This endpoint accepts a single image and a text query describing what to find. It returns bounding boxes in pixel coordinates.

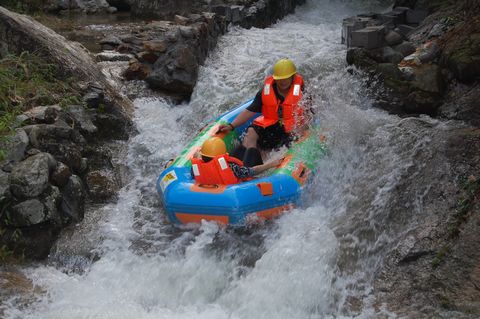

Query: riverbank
[343,0,480,316]
[345,0,479,123]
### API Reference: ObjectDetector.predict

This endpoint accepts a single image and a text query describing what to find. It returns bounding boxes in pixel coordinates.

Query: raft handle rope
[198,184,220,189]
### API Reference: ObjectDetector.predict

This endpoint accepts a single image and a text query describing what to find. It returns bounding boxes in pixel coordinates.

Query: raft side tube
[156,98,327,226]
[159,170,302,226]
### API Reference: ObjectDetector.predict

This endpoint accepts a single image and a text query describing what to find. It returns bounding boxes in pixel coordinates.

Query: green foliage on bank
[0,52,81,138]
[448,175,480,238]
[1,0,45,13]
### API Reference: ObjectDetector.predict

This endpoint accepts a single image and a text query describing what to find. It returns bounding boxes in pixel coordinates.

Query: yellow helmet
[200,137,227,158]
[272,58,297,80]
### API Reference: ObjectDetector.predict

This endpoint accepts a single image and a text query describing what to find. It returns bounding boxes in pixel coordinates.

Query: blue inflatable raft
[156,99,326,226]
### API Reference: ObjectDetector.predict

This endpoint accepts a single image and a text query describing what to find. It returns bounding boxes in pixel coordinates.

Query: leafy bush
[0,52,80,136]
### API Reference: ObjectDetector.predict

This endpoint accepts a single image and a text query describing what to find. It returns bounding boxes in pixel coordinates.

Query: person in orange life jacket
[218,59,308,156]
[191,137,282,185]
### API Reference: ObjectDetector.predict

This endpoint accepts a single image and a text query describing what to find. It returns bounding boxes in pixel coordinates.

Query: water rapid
[4,1,460,318]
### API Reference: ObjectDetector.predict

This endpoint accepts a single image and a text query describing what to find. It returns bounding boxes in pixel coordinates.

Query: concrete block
[379,14,395,25]
[389,11,405,25]
[391,7,408,24]
[379,11,405,26]
[406,9,428,24]
[393,6,410,13]
[342,17,356,43]
[211,5,232,21]
[357,13,378,19]
[230,5,243,23]
[378,14,397,31]
[350,26,386,49]
[396,24,416,37]
[342,17,369,46]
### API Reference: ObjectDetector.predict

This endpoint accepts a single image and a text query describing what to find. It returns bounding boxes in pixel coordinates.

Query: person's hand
[217,123,234,133]
[268,157,284,169]
[275,157,285,167]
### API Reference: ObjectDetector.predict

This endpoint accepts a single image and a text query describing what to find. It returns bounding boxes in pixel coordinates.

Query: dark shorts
[251,123,293,150]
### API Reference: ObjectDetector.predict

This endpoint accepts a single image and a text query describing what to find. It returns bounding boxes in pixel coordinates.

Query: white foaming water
[5,1,453,318]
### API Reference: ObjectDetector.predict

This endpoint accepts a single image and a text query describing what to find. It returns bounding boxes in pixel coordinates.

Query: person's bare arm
[218,109,257,133]
[252,158,283,175]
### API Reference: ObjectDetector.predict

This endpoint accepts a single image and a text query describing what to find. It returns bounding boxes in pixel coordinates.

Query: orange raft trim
[190,183,228,194]
[175,213,229,225]
[257,182,274,196]
[175,205,293,226]
[255,204,293,221]
[291,163,310,186]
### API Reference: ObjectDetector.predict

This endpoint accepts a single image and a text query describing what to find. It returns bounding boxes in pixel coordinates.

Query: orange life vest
[253,74,304,133]
[191,154,244,185]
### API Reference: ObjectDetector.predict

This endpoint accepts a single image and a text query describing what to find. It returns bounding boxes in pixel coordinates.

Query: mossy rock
[405,90,442,115]
[346,48,379,72]
[384,77,413,95]
[376,63,404,81]
[447,32,480,83]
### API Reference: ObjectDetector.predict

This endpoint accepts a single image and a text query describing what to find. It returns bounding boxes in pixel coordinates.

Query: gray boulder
[0,128,29,164]
[418,41,440,64]
[42,185,62,225]
[86,170,118,201]
[10,199,45,227]
[346,47,381,70]
[27,124,74,148]
[51,162,72,188]
[412,64,444,94]
[443,34,480,84]
[26,124,84,172]
[376,63,404,80]
[60,175,85,222]
[394,41,416,57]
[82,91,104,108]
[395,24,416,38]
[383,46,405,64]
[0,170,11,200]
[147,45,199,95]
[65,105,98,135]
[99,35,122,47]
[9,153,56,199]
[23,105,61,124]
[385,30,404,46]
[405,90,441,115]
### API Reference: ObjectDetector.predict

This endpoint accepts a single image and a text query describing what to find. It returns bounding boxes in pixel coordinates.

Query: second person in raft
[218,58,308,157]
[191,137,282,185]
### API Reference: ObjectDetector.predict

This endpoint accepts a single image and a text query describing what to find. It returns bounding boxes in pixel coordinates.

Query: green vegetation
[33,14,77,33]
[438,295,453,309]
[0,195,13,261]
[0,198,25,263]
[449,175,480,238]
[0,244,14,263]
[426,0,457,11]
[433,176,479,269]
[1,0,45,13]
[0,52,81,138]
[431,245,450,268]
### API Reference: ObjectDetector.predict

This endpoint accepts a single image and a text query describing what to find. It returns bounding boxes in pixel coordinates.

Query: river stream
[5,1,459,318]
